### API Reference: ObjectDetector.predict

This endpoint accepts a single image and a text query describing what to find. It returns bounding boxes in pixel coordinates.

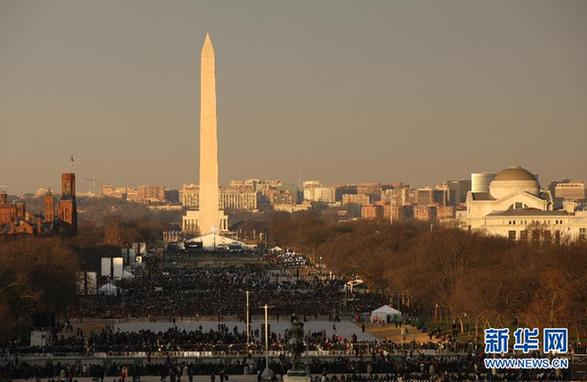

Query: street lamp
[261,303,273,380]
[246,290,250,345]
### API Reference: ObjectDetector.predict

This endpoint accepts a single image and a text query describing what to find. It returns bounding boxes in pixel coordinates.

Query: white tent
[99,283,118,296]
[370,305,401,323]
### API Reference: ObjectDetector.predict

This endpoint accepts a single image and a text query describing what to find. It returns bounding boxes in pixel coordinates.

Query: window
[580,228,586,240]
[520,230,528,240]
[508,230,516,240]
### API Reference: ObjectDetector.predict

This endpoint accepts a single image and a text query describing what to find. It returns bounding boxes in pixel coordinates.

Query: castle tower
[44,191,55,223]
[58,172,77,233]
[61,173,76,199]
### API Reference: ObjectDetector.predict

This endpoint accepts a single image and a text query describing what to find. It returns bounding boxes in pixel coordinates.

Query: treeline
[77,197,181,227]
[0,238,79,341]
[75,197,183,247]
[78,215,168,247]
[265,211,587,339]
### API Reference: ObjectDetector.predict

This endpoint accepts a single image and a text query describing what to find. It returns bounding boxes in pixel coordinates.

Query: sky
[0,0,585,193]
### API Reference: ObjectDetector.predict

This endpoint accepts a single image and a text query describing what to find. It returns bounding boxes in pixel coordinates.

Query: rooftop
[493,167,537,182]
[486,208,568,217]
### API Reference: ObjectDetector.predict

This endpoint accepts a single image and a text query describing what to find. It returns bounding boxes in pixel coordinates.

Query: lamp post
[246,290,250,345]
[261,303,273,380]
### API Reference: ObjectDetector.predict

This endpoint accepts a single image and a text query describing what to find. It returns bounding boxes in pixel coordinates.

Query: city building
[415,187,447,206]
[459,166,587,240]
[304,186,336,203]
[356,183,382,202]
[361,204,384,220]
[302,180,336,203]
[381,184,411,206]
[181,183,199,208]
[390,205,414,222]
[180,184,258,211]
[267,188,297,206]
[444,179,472,205]
[549,180,587,203]
[335,185,357,202]
[57,173,78,233]
[342,193,370,206]
[221,189,258,211]
[164,189,180,204]
[437,205,456,220]
[1,173,78,235]
[126,187,138,202]
[244,179,281,194]
[414,205,437,221]
[137,185,165,203]
[100,185,128,199]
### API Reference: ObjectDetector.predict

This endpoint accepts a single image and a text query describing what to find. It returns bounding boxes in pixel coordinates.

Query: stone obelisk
[198,33,220,235]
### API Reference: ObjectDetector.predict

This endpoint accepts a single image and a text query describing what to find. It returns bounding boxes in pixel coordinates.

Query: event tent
[370,305,401,323]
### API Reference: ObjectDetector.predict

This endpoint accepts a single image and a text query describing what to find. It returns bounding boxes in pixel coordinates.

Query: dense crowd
[77,265,385,319]
[0,354,574,381]
[6,326,429,356]
[3,255,581,380]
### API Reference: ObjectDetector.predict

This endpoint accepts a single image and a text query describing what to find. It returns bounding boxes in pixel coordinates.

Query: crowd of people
[77,265,385,319]
[0,354,574,381]
[2,257,582,380]
[6,326,438,356]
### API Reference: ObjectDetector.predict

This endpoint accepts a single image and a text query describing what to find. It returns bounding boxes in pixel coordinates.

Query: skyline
[1,0,586,193]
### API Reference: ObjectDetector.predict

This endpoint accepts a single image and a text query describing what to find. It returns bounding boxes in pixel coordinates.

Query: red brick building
[57,173,78,233]
[0,172,78,236]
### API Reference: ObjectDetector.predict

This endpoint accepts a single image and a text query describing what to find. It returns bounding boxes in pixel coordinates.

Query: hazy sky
[1,0,585,193]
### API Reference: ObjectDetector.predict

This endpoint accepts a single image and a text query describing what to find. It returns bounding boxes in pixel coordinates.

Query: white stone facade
[459,167,587,241]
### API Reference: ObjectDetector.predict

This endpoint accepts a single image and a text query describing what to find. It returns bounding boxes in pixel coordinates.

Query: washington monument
[183,33,227,235]
[198,33,221,235]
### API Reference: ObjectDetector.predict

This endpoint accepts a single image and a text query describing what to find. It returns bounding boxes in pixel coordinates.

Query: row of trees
[264,211,587,340]
[0,238,79,341]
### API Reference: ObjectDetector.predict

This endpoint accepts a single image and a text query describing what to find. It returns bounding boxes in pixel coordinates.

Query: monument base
[283,370,310,382]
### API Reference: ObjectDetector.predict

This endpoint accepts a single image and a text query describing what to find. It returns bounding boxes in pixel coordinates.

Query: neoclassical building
[459,167,587,241]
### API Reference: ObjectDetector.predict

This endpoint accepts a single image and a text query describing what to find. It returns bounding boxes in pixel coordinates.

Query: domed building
[489,167,540,199]
[460,166,587,241]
